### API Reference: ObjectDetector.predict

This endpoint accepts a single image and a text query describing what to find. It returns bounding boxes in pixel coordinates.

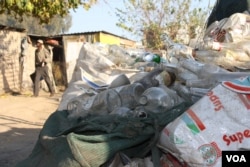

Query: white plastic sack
[221,13,250,42]
[204,13,250,43]
[58,43,138,112]
[158,83,250,167]
[57,80,90,111]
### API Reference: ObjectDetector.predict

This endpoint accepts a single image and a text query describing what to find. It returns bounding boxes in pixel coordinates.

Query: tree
[0,0,97,23]
[0,13,72,35]
[115,0,212,49]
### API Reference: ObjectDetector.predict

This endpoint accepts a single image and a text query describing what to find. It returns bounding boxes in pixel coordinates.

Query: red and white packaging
[158,84,250,167]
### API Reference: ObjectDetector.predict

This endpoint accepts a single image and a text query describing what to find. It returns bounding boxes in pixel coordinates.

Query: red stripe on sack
[223,81,250,92]
[238,94,250,109]
[187,109,206,131]
[163,128,170,136]
[247,94,250,100]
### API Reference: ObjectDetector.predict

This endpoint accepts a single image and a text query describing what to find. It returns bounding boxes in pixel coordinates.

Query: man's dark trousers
[34,65,54,96]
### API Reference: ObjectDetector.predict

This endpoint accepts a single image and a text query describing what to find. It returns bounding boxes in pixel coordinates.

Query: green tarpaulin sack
[16,102,191,167]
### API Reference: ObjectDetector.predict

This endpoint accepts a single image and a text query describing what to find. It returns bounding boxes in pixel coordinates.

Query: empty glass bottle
[171,82,208,103]
[81,82,145,115]
[138,87,178,113]
[135,68,163,89]
[202,40,226,51]
[160,33,195,60]
[178,59,205,74]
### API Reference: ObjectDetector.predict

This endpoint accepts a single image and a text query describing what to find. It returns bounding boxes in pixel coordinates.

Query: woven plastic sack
[16,102,191,167]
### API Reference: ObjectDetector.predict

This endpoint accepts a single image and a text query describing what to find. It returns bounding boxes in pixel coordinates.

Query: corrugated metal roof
[0,25,134,41]
[54,30,135,41]
[0,24,26,32]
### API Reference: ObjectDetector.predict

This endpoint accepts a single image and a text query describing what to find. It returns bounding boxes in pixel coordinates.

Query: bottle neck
[152,54,161,63]
[205,41,222,51]
[160,33,174,48]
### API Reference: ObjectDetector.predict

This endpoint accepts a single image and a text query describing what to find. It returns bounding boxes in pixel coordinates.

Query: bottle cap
[139,96,148,105]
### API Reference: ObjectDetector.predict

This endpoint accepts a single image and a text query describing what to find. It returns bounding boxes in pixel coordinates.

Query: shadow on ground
[0,126,41,167]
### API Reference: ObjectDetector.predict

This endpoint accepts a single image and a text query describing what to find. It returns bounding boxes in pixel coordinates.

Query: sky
[68,0,132,38]
[68,0,217,42]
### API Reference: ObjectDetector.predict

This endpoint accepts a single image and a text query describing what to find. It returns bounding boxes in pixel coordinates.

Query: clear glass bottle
[109,82,145,109]
[67,93,92,119]
[185,78,217,88]
[186,71,250,88]
[178,59,205,74]
[159,84,182,105]
[202,40,227,51]
[138,87,177,112]
[160,33,195,60]
[83,82,145,114]
[135,68,163,89]
[171,82,208,102]
[176,67,199,82]
[202,40,248,53]
[189,87,210,97]
[198,63,229,79]
[67,82,145,118]
[206,71,250,82]
[171,82,192,102]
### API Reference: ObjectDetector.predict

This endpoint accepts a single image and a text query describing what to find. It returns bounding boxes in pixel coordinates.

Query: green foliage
[0,0,97,23]
[144,24,164,49]
[0,13,72,35]
[116,0,212,49]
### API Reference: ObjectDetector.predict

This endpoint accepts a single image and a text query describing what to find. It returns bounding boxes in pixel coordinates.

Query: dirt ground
[0,89,63,167]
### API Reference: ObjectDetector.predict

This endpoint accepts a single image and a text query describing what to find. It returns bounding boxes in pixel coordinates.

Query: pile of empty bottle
[66,32,250,120]
[133,33,250,103]
[66,67,184,119]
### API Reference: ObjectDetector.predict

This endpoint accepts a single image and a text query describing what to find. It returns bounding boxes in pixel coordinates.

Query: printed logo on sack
[207,91,224,112]
[181,109,206,135]
[163,129,184,144]
[198,142,222,166]
[238,94,250,109]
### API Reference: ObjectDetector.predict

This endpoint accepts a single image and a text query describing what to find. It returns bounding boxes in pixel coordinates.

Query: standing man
[33,39,55,97]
